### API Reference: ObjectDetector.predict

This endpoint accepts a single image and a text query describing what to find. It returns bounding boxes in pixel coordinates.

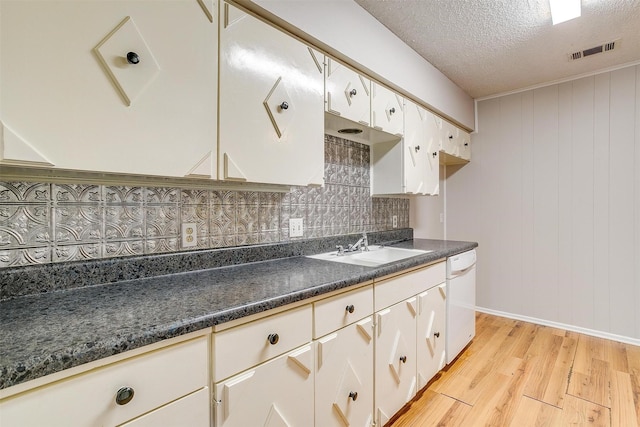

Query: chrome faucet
[347,232,369,252]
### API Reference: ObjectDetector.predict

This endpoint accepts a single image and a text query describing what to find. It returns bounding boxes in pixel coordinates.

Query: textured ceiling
[354,0,640,98]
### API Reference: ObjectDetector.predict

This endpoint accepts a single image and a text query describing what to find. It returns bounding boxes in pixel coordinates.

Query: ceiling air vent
[568,39,619,61]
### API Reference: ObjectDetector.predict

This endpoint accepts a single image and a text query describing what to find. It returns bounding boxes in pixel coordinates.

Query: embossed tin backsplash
[0,136,409,267]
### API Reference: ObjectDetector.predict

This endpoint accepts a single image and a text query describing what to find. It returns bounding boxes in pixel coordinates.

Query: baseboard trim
[476,306,640,347]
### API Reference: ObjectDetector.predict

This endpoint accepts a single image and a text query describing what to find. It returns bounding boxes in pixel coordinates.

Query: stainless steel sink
[307,245,432,267]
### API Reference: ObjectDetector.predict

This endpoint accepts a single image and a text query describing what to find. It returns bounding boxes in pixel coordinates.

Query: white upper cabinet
[371,99,439,196]
[438,118,471,165]
[218,2,325,186]
[325,58,371,126]
[371,82,404,136]
[0,0,218,178]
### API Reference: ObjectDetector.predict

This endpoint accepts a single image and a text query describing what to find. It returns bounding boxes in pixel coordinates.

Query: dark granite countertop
[0,237,477,391]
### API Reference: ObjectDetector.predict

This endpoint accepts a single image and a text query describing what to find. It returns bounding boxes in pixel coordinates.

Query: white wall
[410,165,445,239]
[239,0,475,130]
[446,64,640,343]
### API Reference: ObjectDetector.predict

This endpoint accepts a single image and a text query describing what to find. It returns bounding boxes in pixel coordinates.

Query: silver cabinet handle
[389,107,396,114]
[115,386,135,405]
[280,101,289,110]
[349,89,357,97]
[268,333,279,345]
[349,391,358,401]
[346,304,355,314]
[126,52,140,65]
[399,356,407,363]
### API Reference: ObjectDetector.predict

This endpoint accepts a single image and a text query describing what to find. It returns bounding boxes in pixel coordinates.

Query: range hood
[324,112,402,145]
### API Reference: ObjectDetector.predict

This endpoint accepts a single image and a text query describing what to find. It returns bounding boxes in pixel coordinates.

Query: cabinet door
[315,317,374,427]
[214,345,314,427]
[371,83,403,136]
[375,298,417,427]
[403,101,430,195]
[325,58,371,126]
[459,131,471,161]
[423,109,441,195]
[218,2,324,186]
[417,283,447,390]
[0,0,217,178]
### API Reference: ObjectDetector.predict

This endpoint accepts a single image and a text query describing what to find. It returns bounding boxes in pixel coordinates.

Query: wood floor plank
[560,394,611,426]
[541,336,577,408]
[611,370,640,427]
[510,396,562,426]
[390,390,471,427]
[507,321,539,359]
[522,333,564,401]
[626,344,640,425]
[568,358,612,408]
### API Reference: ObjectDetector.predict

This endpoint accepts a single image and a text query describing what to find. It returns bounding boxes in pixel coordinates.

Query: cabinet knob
[448,135,453,140]
[434,332,440,338]
[115,386,135,405]
[349,391,358,401]
[126,52,140,65]
[432,152,438,157]
[389,107,396,114]
[464,142,469,146]
[349,89,357,97]
[414,145,420,152]
[280,101,289,110]
[345,304,355,314]
[267,333,279,345]
[399,355,407,363]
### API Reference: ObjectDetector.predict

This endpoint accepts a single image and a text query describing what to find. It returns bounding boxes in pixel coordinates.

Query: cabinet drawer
[120,387,210,427]
[375,262,445,311]
[313,285,373,338]
[0,337,208,427]
[212,305,312,382]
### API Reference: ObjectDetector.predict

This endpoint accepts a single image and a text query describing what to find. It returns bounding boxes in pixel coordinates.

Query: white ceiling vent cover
[568,39,620,61]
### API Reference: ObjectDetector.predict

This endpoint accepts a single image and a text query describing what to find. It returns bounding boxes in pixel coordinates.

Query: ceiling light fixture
[550,0,581,25]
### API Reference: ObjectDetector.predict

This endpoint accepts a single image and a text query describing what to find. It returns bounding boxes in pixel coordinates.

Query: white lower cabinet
[374,298,418,426]
[0,336,209,427]
[417,283,447,389]
[313,284,374,427]
[213,344,314,427]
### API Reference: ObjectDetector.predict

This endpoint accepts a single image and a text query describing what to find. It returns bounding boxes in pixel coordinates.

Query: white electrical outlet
[181,222,197,248]
[289,218,304,237]
[392,215,398,228]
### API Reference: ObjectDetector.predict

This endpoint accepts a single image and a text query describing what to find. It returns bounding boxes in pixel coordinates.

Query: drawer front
[375,262,446,311]
[0,337,208,427]
[120,387,210,427]
[212,305,312,382]
[313,285,373,338]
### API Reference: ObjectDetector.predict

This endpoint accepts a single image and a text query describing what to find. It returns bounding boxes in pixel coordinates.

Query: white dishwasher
[446,249,476,364]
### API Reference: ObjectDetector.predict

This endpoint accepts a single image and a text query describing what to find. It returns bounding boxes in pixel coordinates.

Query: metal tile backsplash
[0,135,409,267]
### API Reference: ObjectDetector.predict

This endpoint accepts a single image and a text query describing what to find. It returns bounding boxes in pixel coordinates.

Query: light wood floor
[389,313,640,427]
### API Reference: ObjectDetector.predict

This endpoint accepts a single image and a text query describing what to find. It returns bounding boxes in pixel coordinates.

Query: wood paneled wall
[445,64,640,342]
